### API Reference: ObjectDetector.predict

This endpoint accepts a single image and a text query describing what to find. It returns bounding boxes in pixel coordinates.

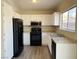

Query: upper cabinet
[52,12,60,26]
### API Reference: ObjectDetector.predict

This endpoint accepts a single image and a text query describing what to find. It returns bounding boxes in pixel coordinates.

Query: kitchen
[1,0,77,59]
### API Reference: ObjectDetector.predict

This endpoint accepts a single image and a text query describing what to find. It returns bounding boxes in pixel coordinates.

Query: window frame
[60,7,77,32]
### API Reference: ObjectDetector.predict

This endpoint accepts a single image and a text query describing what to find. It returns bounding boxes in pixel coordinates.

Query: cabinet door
[52,12,60,25]
[23,33,30,45]
[54,12,60,25]
[42,33,49,45]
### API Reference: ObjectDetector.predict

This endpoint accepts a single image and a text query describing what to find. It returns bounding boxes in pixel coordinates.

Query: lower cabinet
[51,39,76,59]
[42,32,52,54]
[23,33,30,45]
[42,33,51,45]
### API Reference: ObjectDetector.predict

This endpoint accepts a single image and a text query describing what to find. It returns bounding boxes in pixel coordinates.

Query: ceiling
[5,0,64,14]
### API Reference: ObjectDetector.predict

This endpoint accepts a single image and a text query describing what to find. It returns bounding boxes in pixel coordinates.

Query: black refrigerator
[13,18,24,57]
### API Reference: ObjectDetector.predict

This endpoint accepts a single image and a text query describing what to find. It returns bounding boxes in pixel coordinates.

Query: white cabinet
[56,44,77,59]
[52,12,60,25]
[42,32,52,54]
[42,32,50,45]
[23,32,30,45]
[51,37,77,59]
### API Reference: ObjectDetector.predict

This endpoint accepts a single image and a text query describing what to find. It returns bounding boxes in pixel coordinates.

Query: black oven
[30,22,42,46]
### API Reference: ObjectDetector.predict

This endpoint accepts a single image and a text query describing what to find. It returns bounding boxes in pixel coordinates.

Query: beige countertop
[50,33,76,44]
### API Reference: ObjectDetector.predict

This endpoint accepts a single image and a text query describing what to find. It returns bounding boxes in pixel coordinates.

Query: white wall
[21,14,53,25]
[2,1,21,59]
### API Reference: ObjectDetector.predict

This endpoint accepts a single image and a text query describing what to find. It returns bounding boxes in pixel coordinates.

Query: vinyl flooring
[13,46,52,59]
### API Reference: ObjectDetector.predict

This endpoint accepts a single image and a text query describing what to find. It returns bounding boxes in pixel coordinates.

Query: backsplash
[23,25,59,32]
[56,29,77,41]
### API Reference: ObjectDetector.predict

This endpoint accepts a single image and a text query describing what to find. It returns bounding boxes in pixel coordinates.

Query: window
[62,11,68,29]
[60,7,76,32]
[68,7,76,30]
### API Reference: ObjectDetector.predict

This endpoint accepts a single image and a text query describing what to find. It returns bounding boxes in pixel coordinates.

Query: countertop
[50,33,76,44]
